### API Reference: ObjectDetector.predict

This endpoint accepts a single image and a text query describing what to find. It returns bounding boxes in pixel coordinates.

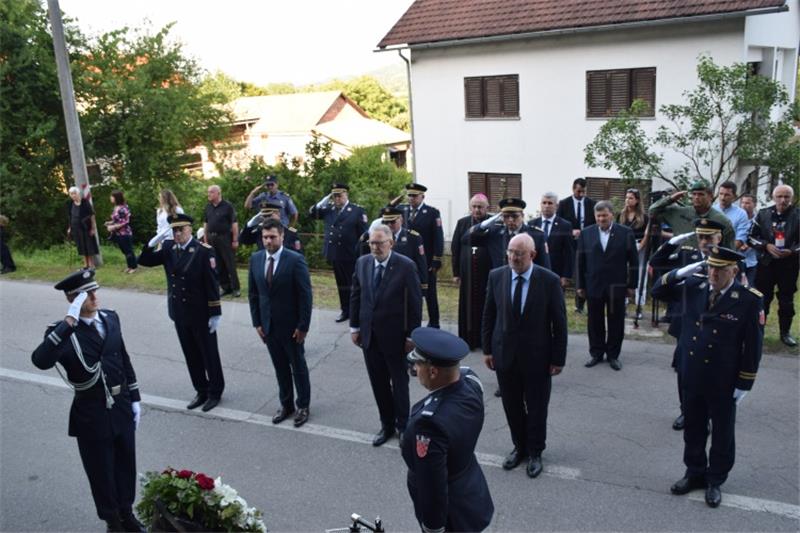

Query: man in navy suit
[482,234,568,478]
[530,192,574,288]
[248,219,313,427]
[557,178,597,313]
[309,183,368,322]
[350,224,422,446]
[32,270,145,532]
[577,201,639,370]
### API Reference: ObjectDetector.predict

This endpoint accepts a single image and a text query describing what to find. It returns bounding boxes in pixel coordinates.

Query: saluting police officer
[401,183,444,328]
[309,183,368,322]
[402,327,494,532]
[240,201,302,254]
[652,246,763,509]
[244,174,298,227]
[138,213,225,412]
[32,270,145,532]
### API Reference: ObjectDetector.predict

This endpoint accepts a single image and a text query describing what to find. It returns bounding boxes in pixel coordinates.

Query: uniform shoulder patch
[747,287,763,298]
[409,229,420,236]
[200,242,212,249]
[531,225,544,233]
[680,245,695,251]
[287,226,297,233]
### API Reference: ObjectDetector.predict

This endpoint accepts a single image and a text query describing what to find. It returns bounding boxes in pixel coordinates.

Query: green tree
[585,55,799,195]
[199,70,242,103]
[0,0,82,246]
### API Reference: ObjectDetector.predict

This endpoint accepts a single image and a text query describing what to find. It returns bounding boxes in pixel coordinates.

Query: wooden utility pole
[47,0,102,263]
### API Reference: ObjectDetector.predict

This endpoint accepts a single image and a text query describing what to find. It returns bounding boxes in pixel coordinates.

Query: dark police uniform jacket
[239,223,302,254]
[138,238,221,324]
[401,203,444,270]
[464,222,552,271]
[651,271,763,395]
[32,309,140,438]
[401,368,494,533]
[358,228,429,291]
[309,202,368,262]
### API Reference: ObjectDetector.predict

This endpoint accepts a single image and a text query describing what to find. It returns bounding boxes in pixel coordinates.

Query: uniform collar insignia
[188,247,195,253]
[731,291,739,299]
[699,282,707,289]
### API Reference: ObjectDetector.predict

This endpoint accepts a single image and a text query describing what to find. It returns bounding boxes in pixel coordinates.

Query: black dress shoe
[781,333,798,347]
[502,448,528,470]
[232,290,241,298]
[670,475,706,495]
[584,356,602,368]
[526,455,543,478]
[705,484,722,508]
[609,359,623,371]
[120,513,146,533]
[186,394,207,410]
[272,407,295,424]
[201,397,220,412]
[494,388,502,398]
[105,517,125,532]
[293,408,309,427]
[672,414,685,430]
[372,427,395,447]
[220,289,233,297]
[335,313,349,323]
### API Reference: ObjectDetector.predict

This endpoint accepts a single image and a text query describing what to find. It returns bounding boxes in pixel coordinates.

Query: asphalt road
[0,279,798,532]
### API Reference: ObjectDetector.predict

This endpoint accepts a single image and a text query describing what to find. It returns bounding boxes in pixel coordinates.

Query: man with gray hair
[350,224,422,446]
[577,201,639,370]
[530,192,574,288]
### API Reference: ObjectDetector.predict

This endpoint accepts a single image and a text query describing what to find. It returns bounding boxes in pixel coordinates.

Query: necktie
[708,290,720,309]
[266,256,274,287]
[576,201,583,229]
[513,275,524,319]
[373,264,384,292]
[544,219,551,238]
[176,245,183,259]
[410,208,417,222]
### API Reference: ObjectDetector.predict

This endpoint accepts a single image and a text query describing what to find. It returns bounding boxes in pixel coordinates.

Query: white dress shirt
[80,313,105,339]
[264,246,284,279]
[599,223,613,251]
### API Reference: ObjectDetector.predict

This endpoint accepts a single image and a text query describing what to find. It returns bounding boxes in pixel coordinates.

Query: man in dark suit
[400,183,444,328]
[309,183,368,322]
[482,233,568,478]
[32,270,145,532]
[451,194,492,349]
[652,246,763,508]
[350,224,422,446]
[138,213,225,412]
[248,219,313,428]
[577,201,639,371]
[557,177,597,312]
[530,192,574,288]
[402,327,494,532]
[464,197,551,271]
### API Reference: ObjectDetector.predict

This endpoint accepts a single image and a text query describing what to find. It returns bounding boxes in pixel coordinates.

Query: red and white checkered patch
[416,435,431,458]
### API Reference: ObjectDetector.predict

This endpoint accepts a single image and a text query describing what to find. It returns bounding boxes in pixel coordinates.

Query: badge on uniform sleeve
[209,257,216,269]
[419,245,425,255]
[759,310,765,326]
[416,435,431,458]
[435,217,441,226]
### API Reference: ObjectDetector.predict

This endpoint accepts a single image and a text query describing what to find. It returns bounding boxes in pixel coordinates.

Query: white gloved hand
[208,315,221,334]
[148,226,173,248]
[479,212,502,229]
[669,232,694,246]
[675,260,705,279]
[132,401,141,429]
[733,388,748,405]
[246,213,263,228]
[66,291,88,321]
[315,193,332,209]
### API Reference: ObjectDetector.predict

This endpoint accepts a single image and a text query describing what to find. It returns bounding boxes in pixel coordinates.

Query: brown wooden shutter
[501,75,519,116]
[586,71,608,117]
[609,70,631,115]
[484,78,502,117]
[631,67,656,116]
[468,172,487,200]
[464,78,483,118]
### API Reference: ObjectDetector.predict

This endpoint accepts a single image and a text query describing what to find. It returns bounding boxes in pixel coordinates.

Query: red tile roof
[378,0,786,48]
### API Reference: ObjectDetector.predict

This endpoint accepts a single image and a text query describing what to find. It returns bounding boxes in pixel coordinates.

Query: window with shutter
[467,172,522,212]
[586,67,655,118]
[586,177,652,208]
[464,75,519,119]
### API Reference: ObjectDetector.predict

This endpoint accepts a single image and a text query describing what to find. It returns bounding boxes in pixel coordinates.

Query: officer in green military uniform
[649,179,734,248]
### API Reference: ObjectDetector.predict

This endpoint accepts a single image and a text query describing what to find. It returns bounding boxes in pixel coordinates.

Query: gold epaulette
[409,229,420,236]
[680,245,695,250]
[287,227,297,233]
[208,300,221,307]
[747,287,763,298]
[201,242,212,249]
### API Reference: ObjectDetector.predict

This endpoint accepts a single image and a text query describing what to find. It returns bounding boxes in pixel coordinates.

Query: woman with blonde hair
[617,188,650,316]
[66,186,98,269]
[155,189,184,244]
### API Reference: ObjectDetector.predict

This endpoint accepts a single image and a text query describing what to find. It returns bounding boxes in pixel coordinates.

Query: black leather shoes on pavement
[502,448,528,470]
[120,513,146,533]
[186,394,207,410]
[335,313,349,323]
[272,407,295,424]
[526,455,543,478]
[672,414,685,430]
[584,356,602,368]
[670,475,707,495]
[781,333,798,347]
[372,427,395,447]
[705,485,722,507]
[609,359,623,371]
[293,408,309,427]
[201,397,220,412]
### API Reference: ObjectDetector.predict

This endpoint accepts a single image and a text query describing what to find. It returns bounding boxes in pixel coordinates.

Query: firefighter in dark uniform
[240,201,302,253]
[309,183,368,322]
[650,218,737,431]
[138,213,225,412]
[402,327,494,532]
[652,246,763,509]
[31,270,145,532]
[401,183,444,328]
